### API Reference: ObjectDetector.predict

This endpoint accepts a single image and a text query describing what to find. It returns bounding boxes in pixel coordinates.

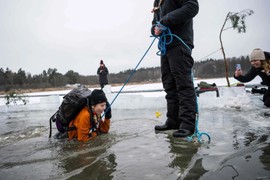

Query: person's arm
[97,67,100,75]
[104,67,109,75]
[99,119,110,133]
[160,0,199,27]
[234,67,258,83]
[76,110,91,142]
[99,101,111,133]
[151,0,160,36]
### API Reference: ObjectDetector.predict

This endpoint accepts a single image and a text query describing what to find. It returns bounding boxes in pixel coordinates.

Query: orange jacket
[68,106,110,142]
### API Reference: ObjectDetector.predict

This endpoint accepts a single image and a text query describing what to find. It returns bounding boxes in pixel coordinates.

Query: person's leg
[263,89,270,107]
[155,54,180,131]
[100,84,104,89]
[167,45,196,137]
[53,132,68,139]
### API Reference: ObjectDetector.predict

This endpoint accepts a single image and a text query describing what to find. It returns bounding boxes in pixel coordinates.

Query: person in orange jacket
[68,89,111,142]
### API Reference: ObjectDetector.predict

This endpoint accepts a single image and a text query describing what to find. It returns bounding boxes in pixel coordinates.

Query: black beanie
[90,89,107,105]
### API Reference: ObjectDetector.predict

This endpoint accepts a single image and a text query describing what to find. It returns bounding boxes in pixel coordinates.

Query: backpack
[197,81,216,89]
[49,85,92,138]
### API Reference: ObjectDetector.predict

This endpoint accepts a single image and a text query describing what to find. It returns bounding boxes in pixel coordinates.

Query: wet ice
[0,77,270,179]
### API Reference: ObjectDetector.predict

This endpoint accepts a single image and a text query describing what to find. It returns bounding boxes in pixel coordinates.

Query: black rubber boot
[173,129,194,137]
[154,97,180,131]
[155,124,179,131]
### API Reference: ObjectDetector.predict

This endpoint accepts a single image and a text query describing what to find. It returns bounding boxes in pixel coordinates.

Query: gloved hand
[105,101,112,119]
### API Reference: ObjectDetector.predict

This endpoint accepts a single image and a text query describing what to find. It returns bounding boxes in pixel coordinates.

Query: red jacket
[68,106,110,142]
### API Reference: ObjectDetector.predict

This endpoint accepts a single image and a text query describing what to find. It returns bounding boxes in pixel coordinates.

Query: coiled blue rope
[155,22,211,144]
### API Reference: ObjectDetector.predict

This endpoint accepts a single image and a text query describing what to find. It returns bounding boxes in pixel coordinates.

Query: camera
[235,64,241,70]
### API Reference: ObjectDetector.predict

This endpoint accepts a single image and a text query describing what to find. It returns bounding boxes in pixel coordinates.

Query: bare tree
[219,9,254,87]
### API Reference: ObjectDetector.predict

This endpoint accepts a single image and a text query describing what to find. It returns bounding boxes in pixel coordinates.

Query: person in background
[151,0,199,137]
[68,89,112,142]
[97,60,109,89]
[234,48,270,107]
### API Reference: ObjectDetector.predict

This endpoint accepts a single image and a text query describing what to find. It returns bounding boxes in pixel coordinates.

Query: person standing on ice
[151,0,199,137]
[234,48,270,107]
[97,60,109,89]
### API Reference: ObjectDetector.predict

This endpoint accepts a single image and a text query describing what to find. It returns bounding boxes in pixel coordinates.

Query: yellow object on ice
[155,111,161,118]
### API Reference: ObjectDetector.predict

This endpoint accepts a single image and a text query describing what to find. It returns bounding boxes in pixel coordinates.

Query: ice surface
[0,76,269,179]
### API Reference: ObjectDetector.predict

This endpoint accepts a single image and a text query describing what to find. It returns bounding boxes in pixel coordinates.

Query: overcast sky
[1,0,270,76]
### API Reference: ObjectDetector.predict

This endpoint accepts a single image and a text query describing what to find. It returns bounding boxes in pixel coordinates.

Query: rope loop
[154,22,173,56]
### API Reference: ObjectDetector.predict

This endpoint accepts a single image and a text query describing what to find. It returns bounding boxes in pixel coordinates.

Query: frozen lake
[0,77,270,179]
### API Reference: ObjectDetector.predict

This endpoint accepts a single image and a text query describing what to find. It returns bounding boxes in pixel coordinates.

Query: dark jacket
[151,0,199,50]
[234,67,270,87]
[234,51,270,87]
[97,66,109,85]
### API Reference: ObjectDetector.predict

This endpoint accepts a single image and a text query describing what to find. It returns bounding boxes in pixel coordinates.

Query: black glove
[105,101,112,119]
[252,87,267,94]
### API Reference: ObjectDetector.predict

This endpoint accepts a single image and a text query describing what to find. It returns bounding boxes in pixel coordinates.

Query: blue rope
[155,22,211,144]
[101,38,157,119]
[155,23,192,54]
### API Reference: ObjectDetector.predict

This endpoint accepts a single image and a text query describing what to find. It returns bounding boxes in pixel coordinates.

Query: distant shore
[0,81,162,95]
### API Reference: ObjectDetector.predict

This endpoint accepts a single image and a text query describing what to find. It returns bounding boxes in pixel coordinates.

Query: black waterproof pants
[263,88,270,107]
[161,45,196,132]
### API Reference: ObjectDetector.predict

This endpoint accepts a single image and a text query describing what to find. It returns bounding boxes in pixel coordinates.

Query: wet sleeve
[99,118,110,133]
[160,0,199,27]
[68,120,77,140]
[77,112,91,142]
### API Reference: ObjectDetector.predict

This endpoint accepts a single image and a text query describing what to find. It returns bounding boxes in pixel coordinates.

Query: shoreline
[0,81,162,95]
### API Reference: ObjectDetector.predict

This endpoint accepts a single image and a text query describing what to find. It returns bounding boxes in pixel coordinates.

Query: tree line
[0,55,251,92]
[0,67,161,92]
[193,55,251,78]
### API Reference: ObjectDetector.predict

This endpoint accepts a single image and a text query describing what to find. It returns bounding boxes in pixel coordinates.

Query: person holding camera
[234,48,270,107]
[68,89,112,141]
[97,60,109,89]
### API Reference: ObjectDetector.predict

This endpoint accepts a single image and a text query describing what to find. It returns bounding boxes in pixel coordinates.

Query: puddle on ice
[0,84,270,179]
